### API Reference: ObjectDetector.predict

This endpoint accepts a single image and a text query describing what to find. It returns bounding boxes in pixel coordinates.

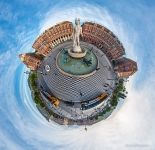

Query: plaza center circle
[56,48,98,76]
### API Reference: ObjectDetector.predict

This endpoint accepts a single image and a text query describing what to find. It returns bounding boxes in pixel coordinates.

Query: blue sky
[1,0,155,81]
[0,0,155,150]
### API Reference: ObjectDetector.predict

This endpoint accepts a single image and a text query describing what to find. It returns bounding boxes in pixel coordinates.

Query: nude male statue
[72,18,83,53]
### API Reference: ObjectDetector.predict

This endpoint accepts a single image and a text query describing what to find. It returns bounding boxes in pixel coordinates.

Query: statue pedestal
[73,45,82,53]
[68,49,86,58]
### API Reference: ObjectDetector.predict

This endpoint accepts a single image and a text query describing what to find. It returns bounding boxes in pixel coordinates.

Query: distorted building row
[114,57,137,78]
[19,53,41,70]
[32,21,73,56]
[81,22,125,61]
[19,21,137,78]
[32,21,125,60]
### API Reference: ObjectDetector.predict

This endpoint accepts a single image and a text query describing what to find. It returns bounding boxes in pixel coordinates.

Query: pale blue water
[57,48,98,76]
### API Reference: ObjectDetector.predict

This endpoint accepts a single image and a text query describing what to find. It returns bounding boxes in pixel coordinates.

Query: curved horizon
[0,0,155,149]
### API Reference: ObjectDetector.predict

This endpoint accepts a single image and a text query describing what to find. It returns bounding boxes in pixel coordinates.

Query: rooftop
[37,41,117,103]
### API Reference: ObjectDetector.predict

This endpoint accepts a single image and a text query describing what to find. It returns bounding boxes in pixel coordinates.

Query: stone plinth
[68,49,86,58]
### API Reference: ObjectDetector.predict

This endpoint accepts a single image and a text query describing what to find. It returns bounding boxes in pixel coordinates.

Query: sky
[0,0,155,150]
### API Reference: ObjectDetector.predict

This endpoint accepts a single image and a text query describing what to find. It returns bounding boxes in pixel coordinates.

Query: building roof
[37,41,116,102]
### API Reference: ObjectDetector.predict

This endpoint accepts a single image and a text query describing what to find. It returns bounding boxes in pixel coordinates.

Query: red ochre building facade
[32,21,73,56]
[19,21,137,78]
[114,57,137,78]
[19,53,41,71]
[81,22,125,60]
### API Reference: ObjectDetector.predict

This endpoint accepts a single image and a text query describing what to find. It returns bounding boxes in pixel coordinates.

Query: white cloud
[0,2,155,150]
[37,3,155,149]
[0,2,17,22]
